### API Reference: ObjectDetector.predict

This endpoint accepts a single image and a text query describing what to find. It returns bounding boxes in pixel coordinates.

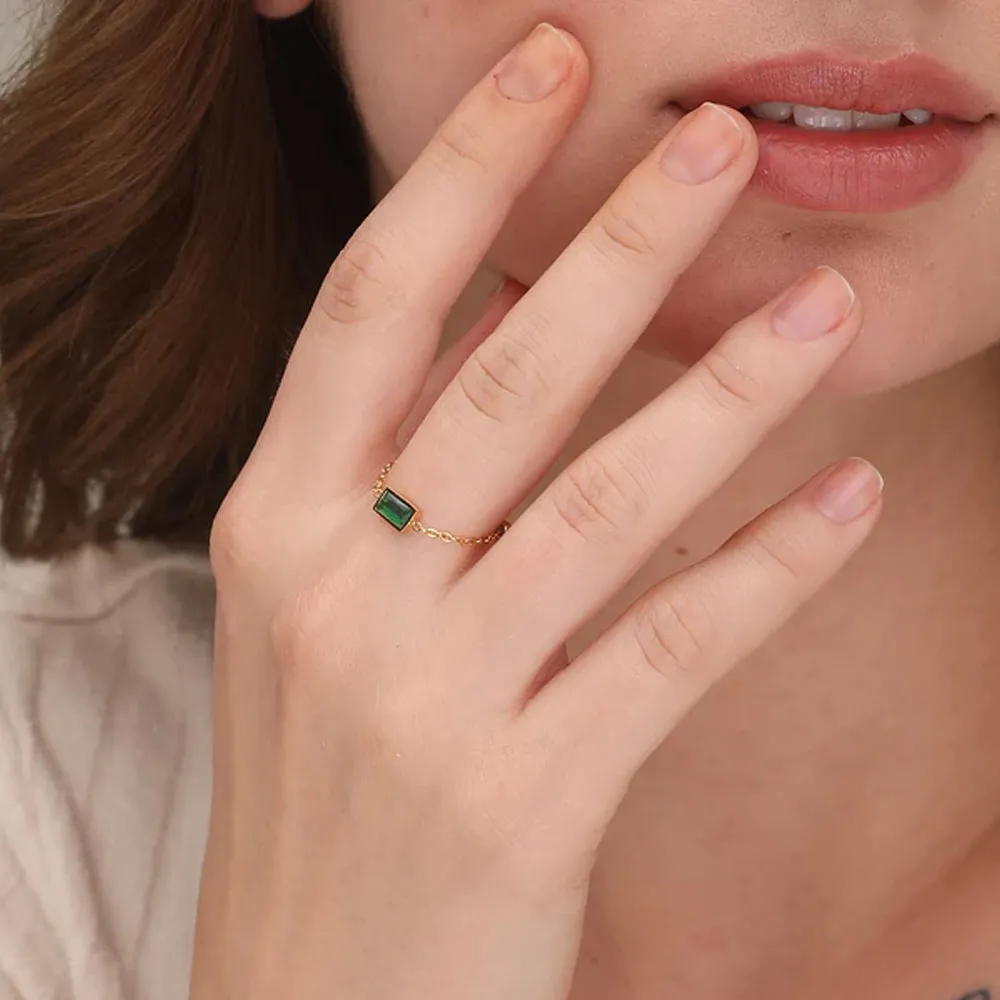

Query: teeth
[793,105,854,130]
[854,111,904,129]
[752,101,794,122]
[748,102,936,129]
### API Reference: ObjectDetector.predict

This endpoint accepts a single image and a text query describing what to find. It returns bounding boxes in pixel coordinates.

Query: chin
[632,263,998,400]
[486,187,1000,401]
[633,290,995,400]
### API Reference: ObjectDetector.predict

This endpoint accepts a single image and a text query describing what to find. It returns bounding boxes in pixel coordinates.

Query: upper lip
[669,52,995,123]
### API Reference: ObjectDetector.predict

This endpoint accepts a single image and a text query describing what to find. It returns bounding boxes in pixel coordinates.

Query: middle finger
[382,102,756,568]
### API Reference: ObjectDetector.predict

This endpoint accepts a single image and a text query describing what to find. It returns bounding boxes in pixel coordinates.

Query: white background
[0,0,39,78]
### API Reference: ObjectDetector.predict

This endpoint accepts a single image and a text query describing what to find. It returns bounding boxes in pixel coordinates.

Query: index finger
[248,24,589,500]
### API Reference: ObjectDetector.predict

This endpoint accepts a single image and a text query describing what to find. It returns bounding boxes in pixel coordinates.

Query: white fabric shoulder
[0,539,215,1000]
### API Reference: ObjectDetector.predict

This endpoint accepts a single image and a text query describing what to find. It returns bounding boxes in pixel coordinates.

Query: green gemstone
[373,487,416,531]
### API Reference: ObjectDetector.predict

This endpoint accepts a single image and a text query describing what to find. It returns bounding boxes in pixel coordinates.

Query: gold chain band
[371,460,511,546]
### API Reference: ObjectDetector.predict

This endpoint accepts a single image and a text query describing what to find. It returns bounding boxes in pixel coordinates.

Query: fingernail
[496,23,575,103]
[658,102,745,184]
[812,458,884,523]
[772,266,856,341]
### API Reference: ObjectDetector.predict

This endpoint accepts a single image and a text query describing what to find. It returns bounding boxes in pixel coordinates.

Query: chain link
[372,460,511,546]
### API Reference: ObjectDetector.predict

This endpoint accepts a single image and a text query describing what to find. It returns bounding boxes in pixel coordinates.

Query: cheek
[333,0,537,179]
[335,0,607,184]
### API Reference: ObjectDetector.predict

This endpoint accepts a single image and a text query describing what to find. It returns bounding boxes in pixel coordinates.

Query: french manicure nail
[496,23,575,103]
[813,458,884,523]
[659,102,745,184]
[772,266,856,341]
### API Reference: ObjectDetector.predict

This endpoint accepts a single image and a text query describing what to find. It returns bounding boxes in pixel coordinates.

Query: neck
[444,270,1000,997]
[566,341,1000,997]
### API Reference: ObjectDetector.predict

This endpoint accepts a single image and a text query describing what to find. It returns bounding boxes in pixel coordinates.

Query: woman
[1,0,998,996]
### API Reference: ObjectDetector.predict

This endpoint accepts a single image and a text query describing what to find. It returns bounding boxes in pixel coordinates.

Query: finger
[396,279,526,449]
[247,24,588,500]
[515,458,884,838]
[382,102,757,564]
[454,264,862,698]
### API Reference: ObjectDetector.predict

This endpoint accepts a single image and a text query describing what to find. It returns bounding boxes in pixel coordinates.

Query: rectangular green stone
[373,487,416,531]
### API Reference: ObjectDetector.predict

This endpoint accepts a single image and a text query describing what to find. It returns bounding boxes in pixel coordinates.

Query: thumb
[396,277,526,449]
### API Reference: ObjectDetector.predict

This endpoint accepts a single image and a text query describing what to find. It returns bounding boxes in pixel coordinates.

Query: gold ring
[371,460,511,546]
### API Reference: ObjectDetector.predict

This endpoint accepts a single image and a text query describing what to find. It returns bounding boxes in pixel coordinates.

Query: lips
[666,53,996,212]
[671,53,994,122]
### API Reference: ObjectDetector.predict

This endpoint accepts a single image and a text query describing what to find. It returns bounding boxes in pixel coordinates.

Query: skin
[243,0,1000,995]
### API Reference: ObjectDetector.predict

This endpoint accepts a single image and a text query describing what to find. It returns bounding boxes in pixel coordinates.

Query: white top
[0,539,215,1000]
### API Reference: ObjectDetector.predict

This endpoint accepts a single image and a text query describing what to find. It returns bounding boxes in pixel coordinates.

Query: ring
[371,460,511,546]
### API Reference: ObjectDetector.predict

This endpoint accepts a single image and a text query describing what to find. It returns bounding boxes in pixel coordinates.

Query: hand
[189,22,880,1000]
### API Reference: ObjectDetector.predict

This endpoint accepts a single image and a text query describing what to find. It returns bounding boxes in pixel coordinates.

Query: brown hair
[0,0,373,560]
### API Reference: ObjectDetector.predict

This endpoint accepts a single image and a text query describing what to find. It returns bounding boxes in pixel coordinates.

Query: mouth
[666,52,995,212]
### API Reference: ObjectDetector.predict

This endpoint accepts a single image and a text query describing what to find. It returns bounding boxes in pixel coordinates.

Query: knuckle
[696,347,765,415]
[317,235,405,327]
[589,194,660,265]
[208,497,265,582]
[455,326,551,427]
[431,111,493,179]
[631,589,715,680]
[742,522,805,586]
[550,445,653,544]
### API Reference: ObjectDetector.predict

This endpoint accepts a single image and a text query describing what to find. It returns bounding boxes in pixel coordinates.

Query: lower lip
[736,115,987,212]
